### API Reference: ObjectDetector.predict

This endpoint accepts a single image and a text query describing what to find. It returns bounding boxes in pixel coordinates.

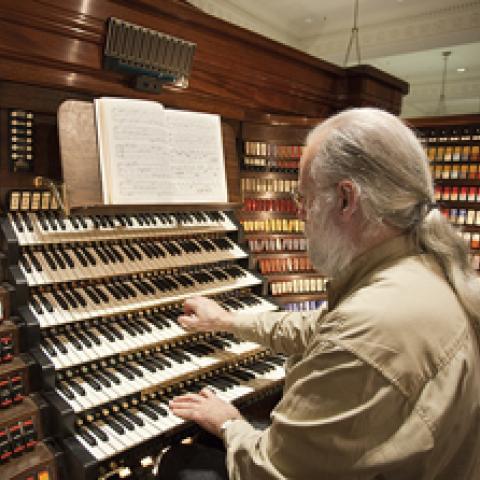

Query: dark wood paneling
[0,0,406,119]
[0,82,242,206]
[407,114,480,128]
[0,0,408,210]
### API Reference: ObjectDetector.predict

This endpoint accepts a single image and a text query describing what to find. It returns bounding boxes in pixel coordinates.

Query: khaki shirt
[226,235,480,479]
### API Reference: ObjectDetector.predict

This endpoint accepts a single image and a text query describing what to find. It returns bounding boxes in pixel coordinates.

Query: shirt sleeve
[224,340,410,480]
[228,308,327,355]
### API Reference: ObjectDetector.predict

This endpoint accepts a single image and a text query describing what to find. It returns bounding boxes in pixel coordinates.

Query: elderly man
[166,108,480,479]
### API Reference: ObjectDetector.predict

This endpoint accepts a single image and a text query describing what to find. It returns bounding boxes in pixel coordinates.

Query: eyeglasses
[291,188,306,210]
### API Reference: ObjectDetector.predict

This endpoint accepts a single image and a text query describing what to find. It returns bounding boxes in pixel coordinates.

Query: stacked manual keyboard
[1,206,284,480]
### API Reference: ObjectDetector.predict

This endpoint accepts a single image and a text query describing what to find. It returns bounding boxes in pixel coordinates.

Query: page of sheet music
[96,98,227,205]
[164,109,227,202]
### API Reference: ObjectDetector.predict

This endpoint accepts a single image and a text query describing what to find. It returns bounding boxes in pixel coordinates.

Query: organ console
[1,198,285,479]
[0,2,408,478]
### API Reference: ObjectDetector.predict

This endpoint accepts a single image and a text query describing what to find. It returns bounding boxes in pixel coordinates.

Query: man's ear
[335,180,359,221]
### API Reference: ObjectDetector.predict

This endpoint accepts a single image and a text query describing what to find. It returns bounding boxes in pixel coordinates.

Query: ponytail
[416,209,480,331]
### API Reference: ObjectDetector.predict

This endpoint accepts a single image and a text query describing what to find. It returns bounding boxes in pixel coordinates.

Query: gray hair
[307,107,480,328]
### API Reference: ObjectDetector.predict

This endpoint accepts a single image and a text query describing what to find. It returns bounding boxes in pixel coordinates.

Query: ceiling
[187,0,480,118]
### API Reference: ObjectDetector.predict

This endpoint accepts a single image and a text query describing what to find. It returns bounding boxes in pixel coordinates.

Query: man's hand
[178,296,235,333]
[169,388,242,437]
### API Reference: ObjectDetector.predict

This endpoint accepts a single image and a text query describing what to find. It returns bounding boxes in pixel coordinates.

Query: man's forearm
[229,310,321,355]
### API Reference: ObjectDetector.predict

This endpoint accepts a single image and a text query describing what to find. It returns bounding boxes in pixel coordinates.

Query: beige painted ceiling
[187,0,480,118]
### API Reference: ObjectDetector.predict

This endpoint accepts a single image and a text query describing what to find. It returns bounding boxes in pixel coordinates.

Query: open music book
[95,97,228,205]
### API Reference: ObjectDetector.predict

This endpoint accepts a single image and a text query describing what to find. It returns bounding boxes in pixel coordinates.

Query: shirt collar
[327,234,419,310]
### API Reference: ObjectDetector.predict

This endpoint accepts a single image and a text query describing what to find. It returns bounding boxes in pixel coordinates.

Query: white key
[65,382,95,410]
[55,386,83,413]
[75,433,108,461]
[130,409,164,436]
[95,421,127,453]
[77,378,112,406]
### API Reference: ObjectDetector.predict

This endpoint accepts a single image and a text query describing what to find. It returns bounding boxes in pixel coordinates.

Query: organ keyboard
[5,210,237,247]
[3,204,284,480]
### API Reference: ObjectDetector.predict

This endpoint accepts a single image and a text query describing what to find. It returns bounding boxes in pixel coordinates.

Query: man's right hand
[178,296,235,333]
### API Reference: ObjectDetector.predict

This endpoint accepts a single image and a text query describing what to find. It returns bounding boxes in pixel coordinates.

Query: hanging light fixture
[344,0,361,66]
[435,51,451,115]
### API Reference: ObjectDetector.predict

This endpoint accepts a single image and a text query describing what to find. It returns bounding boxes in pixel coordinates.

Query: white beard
[306,202,357,278]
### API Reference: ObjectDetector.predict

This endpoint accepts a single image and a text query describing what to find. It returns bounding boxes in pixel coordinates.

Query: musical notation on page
[95,98,228,205]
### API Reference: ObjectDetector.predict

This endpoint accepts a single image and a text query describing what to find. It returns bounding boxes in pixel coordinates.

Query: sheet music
[164,109,227,202]
[95,98,227,205]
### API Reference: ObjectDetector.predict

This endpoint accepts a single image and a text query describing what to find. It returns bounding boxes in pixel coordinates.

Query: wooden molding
[0,0,407,119]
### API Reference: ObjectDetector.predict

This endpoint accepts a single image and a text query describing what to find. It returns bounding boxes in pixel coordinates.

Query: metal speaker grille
[104,17,196,81]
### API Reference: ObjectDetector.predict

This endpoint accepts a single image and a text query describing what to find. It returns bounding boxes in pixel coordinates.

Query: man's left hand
[169,388,242,437]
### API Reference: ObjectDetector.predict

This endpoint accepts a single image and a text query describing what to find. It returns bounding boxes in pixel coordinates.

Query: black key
[50,248,66,269]
[101,369,121,385]
[58,382,75,400]
[61,290,79,308]
[84,328,101,346]
[116,215,127,227]
[126,362,143,377]
[153,354,171,368]
[59,248,75,269]
[72,248,88,267]
[95,245,110,264]
[68,379,86,396]
[37,293,54,313]
[83,287,101,305]
[35,212,49,231]
[121,282,137,297]
[113,412,135,431]
[96,324,116,343]
[102,244,118,263]
[114,318,133,337]
[71,289,88,307]
[149,356,166,370]
[54,212,67,231]
[84,374,102,391]
[105,417,125,435]
[41,337,57,357]
[45,211,58,231]
[78,216,88,229]
[105,216,116,228]
[119,244,136,262]
[138,404,158,420]
[92,285,109,303]
[114,282,131,299]
[116,366,135,381]
[93,370,111,388]
[41,250,57,270]
[148,400,169,416]
[75,330,92,349]
[89,423,109,442]
[124,409,144,426]
[30,296,43,315]
[82,247,97,266]
[79,427,97,446]
[104,283,121,300]
[20,253,32,274]
[109,325,124,340]
[109,244,124,262]
[27,251,42,271]
[65,331,83,351]
[68,216,80,230]
[137,358,156,373]
[129,244,143,260]
[52,291,69,310]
